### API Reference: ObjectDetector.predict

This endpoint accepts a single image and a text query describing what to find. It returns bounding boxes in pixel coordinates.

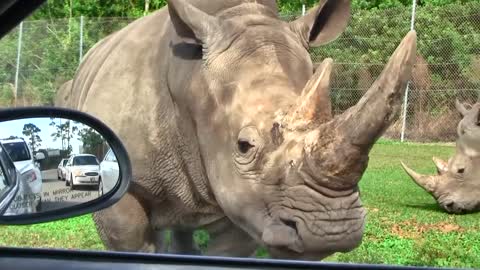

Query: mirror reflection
[0,162,7,199]
[0,117,120,216]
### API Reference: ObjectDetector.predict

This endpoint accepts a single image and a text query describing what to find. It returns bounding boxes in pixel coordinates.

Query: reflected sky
[0,117,90,155]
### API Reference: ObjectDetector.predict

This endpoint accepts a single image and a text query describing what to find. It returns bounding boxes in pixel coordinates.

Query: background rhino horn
[432,156,448,175]
[455,99,470,117]
[335,31,417,150]
[401,162,438,193]
[285,58,333,129]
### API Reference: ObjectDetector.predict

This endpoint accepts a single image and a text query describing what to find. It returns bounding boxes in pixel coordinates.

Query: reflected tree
[77,127,106,159]
[50,118,78,155]
[22,123,42,152]
[4,135,21,140]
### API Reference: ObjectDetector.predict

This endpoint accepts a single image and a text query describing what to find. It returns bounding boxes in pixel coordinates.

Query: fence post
[302,4,306,16]
[13,22,23,107]
[79,15,84,63]
[400,0,417,142]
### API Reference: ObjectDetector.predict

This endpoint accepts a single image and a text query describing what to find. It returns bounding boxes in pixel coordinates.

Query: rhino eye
[458,168,465,174]
[235,126,263,160]
[238,139,254,154]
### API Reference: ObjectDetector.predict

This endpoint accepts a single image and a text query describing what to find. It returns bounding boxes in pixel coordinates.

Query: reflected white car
[0,138,45,214]
[57,158,68,180]
[99,148,119,196]
[65,154,100,190]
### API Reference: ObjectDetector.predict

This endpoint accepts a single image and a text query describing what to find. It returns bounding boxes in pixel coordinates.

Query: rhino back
[54,79,72,107]
[67,6,223,227]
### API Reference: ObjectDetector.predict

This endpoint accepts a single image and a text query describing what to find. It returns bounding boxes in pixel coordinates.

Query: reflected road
[40,169,99,212]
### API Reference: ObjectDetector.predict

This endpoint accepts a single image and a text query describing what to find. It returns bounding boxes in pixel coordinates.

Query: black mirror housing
[0,106,132,225]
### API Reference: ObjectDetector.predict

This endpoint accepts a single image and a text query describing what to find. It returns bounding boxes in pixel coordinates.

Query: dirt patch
[389,219,465,239]
[366,206,380,213]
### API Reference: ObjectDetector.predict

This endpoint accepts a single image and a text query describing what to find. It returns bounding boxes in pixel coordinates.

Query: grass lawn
[1,139,479,268]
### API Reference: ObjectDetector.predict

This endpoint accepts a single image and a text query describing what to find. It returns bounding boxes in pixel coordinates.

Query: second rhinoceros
[57,0,417,260]
[402,100,480,214]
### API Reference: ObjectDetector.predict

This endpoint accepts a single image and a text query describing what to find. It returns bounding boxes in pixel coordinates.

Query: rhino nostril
[444,201,456,212]
[280,218,298,234]
[237,139,254,153]
[457,168,465,174]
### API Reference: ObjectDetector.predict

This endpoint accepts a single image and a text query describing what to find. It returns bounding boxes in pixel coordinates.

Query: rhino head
[168,0,416,259]
[455,100,480,157]
[401,100,480,214]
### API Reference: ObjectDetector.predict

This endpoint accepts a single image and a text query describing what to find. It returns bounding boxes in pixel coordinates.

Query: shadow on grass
[401,203,445,213]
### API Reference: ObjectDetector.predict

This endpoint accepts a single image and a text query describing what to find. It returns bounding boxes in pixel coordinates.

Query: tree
[30,0,168,20]
[77,127,106,158]
[29,0,480,20]
[22,123,42,152]
[50,119,77,154]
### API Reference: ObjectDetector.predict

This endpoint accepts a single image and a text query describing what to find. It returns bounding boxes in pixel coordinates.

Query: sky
[0,117,95,155]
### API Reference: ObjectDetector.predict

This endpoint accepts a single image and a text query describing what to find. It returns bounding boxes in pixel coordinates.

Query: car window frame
[0,142,19,215]
[66,156,73,166]
[0,154,10,199]
[2,141,32,162]
[106,149,115,162]
[103,150,110,162]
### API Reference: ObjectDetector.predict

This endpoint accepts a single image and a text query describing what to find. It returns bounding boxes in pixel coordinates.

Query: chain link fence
[0,3,479,143]
[306,3,480,143]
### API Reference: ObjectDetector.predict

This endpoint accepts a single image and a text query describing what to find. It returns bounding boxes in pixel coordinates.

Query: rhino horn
[335,31,417,149]
[432,156,448,175]
[455,99,470,117]
[301,31,417,190]
[401,162,438,194]
[285,58,333,129]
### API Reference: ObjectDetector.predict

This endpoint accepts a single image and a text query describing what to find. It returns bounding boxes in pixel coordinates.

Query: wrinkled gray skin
[56,0,417,260]
[55,80,72,106]
[402,100,480,214]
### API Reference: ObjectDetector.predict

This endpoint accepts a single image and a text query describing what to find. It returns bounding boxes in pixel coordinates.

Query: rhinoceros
[401,100,480,214]
[54,80,72,106]
[56,0,417,260]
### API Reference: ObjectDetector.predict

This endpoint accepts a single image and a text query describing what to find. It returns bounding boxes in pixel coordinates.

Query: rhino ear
[168,0,221,44]
[289,0,351,47]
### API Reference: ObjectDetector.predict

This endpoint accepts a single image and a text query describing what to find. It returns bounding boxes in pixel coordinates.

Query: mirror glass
[0,117,120,216]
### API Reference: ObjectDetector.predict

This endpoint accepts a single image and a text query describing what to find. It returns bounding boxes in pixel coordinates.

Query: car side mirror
[34,152,45,160]
[0,106,131,224]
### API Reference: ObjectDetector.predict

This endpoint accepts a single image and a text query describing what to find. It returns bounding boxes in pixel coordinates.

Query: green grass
[1,139,479,268]
[0,214,103,250]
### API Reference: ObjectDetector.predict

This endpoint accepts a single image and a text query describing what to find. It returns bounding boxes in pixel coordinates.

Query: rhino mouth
[262,217,304,253]
[438,197,480,214]
[262,209,365,260]
[261,183,366,257]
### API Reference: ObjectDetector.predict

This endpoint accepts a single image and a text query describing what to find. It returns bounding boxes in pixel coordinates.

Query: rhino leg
[168,229,202,255]
[203,217,258,257]
[153,229,169,253]
[93,192,158,252]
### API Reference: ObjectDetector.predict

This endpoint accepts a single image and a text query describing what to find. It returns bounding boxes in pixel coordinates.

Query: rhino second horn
[401,161,438,194]
[432,156,448,175]
[285,58,333,130]
[336,31,417,149]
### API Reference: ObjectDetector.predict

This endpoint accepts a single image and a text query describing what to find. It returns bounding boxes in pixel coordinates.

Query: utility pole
[400,0,417,142]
